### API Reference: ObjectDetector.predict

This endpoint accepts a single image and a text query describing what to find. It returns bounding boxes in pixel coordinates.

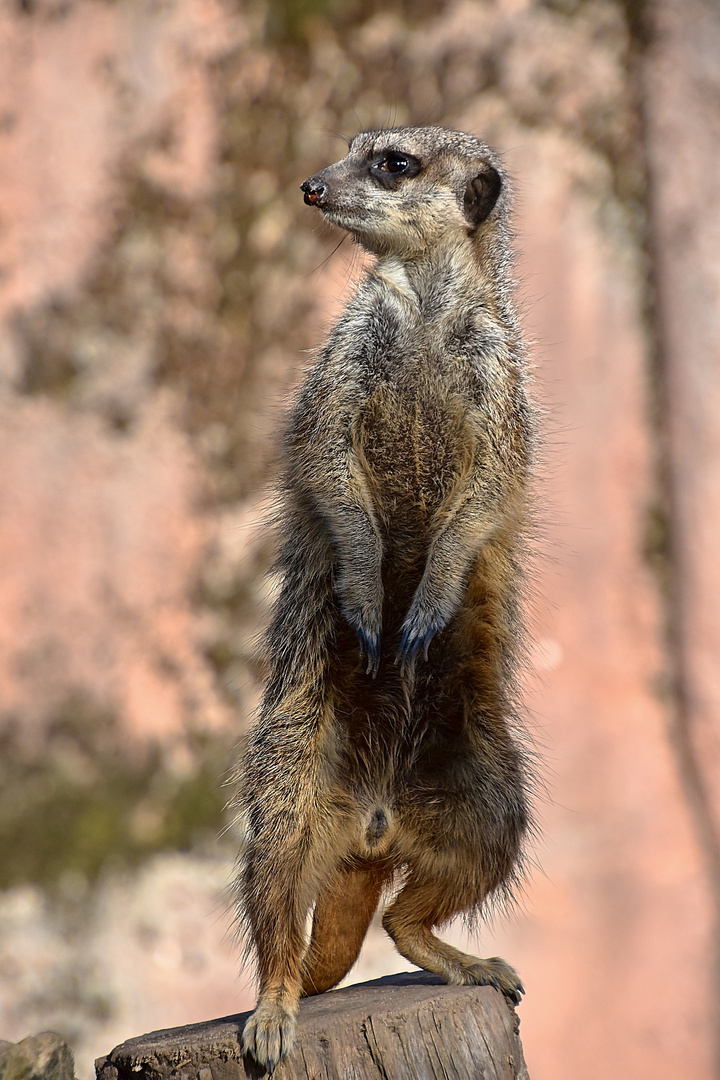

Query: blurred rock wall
[0,0,719,1078]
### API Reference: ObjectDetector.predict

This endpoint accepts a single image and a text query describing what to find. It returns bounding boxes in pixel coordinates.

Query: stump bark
[96,972,530,1080]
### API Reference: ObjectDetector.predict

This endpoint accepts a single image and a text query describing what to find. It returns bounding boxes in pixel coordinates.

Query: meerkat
[234,125,535,1073]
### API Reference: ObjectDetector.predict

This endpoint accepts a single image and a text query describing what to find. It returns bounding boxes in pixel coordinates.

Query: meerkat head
[301,126,507,259]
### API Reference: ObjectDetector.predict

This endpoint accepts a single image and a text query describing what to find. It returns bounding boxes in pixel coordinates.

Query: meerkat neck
[372,236,507,325]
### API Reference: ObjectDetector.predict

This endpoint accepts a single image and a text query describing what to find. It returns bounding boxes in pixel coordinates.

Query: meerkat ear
[463,166,502,228]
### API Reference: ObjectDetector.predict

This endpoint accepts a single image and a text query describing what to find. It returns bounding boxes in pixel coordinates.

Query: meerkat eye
[383,153,409,173]
[369,152,421,187]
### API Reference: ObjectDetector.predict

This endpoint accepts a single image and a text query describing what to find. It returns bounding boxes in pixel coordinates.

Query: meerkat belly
[355,381,474,614]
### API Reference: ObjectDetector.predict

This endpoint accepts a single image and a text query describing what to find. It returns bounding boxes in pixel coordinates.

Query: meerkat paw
[396,603,446,671]
[337,570,383,677]
[242,999,297,1074]
[449,955,525,1006]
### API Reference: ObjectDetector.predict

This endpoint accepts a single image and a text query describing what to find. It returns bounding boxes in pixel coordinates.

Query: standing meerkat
[234,125,535,1073]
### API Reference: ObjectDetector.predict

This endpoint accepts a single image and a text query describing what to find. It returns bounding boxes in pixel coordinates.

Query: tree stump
[96,972,530,1080]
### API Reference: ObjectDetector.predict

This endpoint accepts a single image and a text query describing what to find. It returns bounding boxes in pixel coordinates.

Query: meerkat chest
[353,375,476,527]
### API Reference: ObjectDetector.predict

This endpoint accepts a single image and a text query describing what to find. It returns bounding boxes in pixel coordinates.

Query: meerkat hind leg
[301,861,390,995]
[240,824,321,1071]
[381,872,524,1005]
[241,926,303,1075]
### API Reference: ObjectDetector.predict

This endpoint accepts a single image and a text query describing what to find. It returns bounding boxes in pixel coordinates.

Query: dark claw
[366,633,381,678]
[396,624,441,672]
[356,629,381,678]
[396,631,423,673]
[421,627,437,661]
[394,632,412,672]
[266,1058,276,1076]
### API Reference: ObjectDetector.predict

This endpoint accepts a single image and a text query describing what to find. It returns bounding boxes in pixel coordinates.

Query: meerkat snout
[301,176,328,206]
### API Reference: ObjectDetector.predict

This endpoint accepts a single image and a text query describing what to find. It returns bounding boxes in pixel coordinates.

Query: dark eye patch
[369,151,422,188]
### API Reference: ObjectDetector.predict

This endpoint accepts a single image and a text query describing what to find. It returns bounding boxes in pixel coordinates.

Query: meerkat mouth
[320,205,371,229]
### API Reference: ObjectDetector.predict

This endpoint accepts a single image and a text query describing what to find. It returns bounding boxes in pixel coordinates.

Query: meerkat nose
[301,176,327,207]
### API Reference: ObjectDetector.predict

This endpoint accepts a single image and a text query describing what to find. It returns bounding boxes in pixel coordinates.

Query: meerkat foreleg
[296,435,384,674]
[331,502,384,674]
[397,489,501,669]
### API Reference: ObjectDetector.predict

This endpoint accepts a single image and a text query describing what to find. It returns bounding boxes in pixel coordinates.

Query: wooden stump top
[96,972,530,1080]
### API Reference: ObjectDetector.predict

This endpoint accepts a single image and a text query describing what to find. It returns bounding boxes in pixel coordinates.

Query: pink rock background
[0,1,718,1078]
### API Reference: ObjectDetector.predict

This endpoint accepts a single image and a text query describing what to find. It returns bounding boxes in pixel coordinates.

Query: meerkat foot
[242,999,297,1074]
[448,954,525,1005]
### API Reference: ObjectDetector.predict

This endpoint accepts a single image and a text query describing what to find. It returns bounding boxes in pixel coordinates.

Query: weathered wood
[96,972,530,1080]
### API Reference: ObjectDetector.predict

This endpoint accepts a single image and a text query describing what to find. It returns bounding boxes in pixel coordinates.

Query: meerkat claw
[396,633,422,674]
[421,627,437,660]
[242,1000,296,1075]
[357,629,381,677]
[396,622,440,672]
[395,629,411,673]
[395,631,413,674]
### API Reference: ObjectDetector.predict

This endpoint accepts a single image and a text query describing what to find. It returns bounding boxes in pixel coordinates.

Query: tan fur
[232,126,536,1073]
